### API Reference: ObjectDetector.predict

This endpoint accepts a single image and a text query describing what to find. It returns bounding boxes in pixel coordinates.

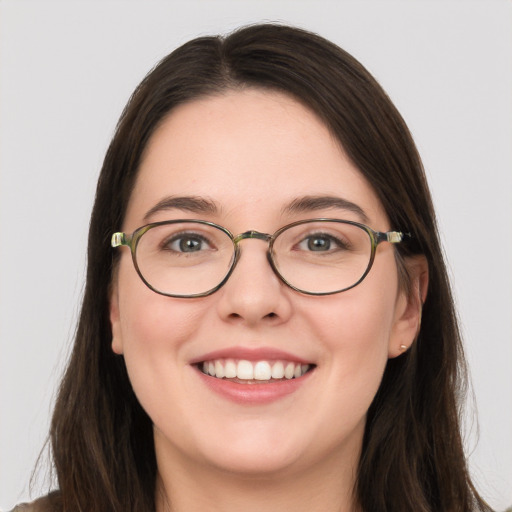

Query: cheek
[116,257,205,350]
[313,299,391,400]
[306,284,397,356]
[298,261,400,409]
[114,263,209,410]
[120,294,199,351]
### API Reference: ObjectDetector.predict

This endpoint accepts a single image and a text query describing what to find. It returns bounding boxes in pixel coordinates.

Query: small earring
[399,344,408,352]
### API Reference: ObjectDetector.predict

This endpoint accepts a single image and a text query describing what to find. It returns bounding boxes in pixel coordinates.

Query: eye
[297,233,348,252]
[164,233,213,253]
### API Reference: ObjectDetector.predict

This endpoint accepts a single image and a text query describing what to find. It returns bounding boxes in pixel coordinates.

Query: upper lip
[190,346,313,365]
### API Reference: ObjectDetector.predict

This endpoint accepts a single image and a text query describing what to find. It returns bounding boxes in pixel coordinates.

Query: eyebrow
[143,194,368,224]
[143,196,219,222]
[283,195,369,223]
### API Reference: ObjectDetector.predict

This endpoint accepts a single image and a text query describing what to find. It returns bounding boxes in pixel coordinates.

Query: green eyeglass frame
[111,218,410,298]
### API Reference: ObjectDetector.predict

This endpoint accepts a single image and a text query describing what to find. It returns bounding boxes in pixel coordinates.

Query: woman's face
[110,89,419,479]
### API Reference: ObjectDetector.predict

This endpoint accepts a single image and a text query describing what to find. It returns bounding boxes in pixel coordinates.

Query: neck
[154,437,361,512]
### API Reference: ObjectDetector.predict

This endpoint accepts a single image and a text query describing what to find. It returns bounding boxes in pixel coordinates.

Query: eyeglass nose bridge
[228,230,280,288]
[233,230,272,245]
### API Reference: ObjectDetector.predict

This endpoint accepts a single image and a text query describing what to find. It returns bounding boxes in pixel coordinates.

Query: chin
[202,445,305,478]
[155,418,309,477]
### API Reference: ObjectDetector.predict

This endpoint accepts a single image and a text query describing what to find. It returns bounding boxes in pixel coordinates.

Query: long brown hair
[47,23,492,511]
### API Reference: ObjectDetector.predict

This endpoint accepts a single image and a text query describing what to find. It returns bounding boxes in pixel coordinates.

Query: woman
[16,23,492,511]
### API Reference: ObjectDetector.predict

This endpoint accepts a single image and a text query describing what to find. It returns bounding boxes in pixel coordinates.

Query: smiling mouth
[198,359,314,383]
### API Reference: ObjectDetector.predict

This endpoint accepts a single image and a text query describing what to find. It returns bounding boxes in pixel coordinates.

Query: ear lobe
[388,255,429,359]
[110,283,124,355]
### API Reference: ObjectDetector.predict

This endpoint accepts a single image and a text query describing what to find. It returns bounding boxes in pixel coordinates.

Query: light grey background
[1,1,511,509]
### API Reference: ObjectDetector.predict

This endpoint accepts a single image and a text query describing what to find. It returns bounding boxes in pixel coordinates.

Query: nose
[215,238,293,327]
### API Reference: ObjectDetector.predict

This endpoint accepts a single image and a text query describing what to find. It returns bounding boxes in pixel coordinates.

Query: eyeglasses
[111,219,409,298]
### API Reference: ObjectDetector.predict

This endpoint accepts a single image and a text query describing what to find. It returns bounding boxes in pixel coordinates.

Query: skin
[110,89,426,512]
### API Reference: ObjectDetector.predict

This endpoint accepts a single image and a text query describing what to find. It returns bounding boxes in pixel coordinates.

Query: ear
[388,255,428,358]
[110,281,124,355]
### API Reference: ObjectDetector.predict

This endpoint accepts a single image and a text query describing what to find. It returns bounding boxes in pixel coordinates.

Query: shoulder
[7,492,60,512]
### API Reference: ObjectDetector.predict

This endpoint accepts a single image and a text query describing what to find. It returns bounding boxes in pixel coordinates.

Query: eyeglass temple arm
[112,232,129,247]
[376,231,411,244]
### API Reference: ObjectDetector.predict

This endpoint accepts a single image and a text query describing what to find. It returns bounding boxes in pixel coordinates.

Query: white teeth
[201,358,311,381]
[237,360,254,380]
[284,362,295,379]
[225,359,237,378]
[214,360,225,379]
[254,361,272,380]
[271,361,285,379]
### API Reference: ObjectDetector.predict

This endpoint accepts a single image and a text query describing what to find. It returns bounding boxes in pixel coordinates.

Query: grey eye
[165,233,212,253]
[297,233,347,252]
[306,236,331,251]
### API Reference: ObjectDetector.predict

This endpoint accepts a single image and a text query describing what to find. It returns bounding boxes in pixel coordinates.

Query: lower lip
[195,367,313,405]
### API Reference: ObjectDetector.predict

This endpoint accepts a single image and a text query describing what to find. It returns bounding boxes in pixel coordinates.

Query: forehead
[125,89,387,231]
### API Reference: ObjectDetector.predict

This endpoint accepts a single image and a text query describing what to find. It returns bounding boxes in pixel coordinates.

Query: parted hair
[45,23,491,511]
